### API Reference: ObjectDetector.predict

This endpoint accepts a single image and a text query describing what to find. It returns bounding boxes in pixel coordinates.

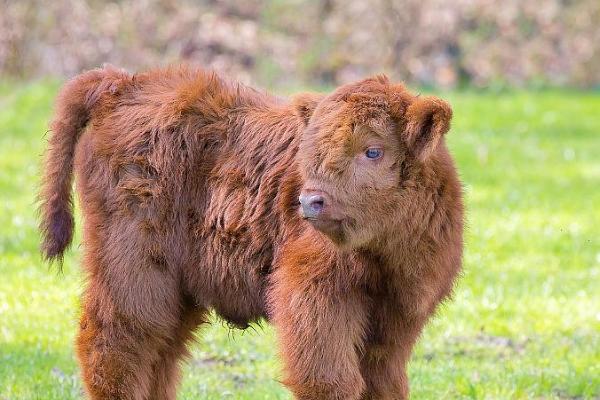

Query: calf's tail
[39,66,128,262]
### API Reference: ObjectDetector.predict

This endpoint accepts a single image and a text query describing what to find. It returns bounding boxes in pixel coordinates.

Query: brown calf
[39,65,463,400]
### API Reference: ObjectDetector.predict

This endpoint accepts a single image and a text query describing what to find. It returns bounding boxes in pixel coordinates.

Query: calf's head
[294,76,453,249]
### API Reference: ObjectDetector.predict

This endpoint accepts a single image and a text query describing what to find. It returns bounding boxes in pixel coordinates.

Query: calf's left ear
[292,93,324,126]
[404,96,453,161]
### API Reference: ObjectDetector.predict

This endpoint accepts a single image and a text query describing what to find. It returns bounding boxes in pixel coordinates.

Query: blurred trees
[1,0,599,88]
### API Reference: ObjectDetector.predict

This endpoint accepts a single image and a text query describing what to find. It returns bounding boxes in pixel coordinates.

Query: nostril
[299,192,327,218]
[309,196,324,212]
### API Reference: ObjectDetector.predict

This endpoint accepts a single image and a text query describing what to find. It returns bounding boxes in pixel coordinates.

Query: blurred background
[1,1,599,399]
[2,0,600,89]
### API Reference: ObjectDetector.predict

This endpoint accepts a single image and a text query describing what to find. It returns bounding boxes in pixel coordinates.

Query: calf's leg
[75,214,194,399]
[76,299,164,400]
[147,305,207,400]
[269,279,368,400]
[360,315,425,400]
[77,281,205,400]
[360,344,409,400]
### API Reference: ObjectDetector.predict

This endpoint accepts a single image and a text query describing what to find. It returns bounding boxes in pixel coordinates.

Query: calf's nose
[299,191,326,219]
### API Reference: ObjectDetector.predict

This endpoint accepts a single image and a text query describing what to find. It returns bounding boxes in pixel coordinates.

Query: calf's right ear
[292,93,324,126]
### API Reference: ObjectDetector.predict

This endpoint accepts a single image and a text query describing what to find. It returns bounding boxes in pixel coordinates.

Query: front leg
[360,306,431,399]
[360,341,411,400]
[269,241,368,400]
[270,283,368,399]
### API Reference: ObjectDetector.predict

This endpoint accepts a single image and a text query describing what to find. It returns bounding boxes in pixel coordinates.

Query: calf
[39,65,463,400]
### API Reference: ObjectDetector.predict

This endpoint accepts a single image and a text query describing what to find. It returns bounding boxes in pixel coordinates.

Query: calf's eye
[365,148,383,160]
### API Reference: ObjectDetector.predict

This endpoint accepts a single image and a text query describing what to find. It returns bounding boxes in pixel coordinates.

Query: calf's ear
[404,96,452,161]
[292,93,324,126]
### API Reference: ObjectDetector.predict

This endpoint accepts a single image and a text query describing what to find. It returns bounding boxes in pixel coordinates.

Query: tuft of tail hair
[38,65,129,263]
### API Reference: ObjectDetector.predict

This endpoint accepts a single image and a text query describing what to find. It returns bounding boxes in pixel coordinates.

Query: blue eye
[365,148,383,160]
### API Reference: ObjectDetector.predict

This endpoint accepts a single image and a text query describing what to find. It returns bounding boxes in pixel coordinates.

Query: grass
[1,81,599,399]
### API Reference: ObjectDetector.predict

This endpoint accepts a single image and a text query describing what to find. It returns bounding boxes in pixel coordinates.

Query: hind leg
[75,211,188,399]
[78,287,206,400]
[147,304,207,400]
[77,304,157,399]
[76,271,186,400]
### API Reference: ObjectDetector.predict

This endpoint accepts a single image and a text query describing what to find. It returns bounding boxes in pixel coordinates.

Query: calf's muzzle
[299,190,326,219]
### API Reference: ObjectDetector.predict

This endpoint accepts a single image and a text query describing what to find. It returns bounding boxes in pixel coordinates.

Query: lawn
[0,81,598,399]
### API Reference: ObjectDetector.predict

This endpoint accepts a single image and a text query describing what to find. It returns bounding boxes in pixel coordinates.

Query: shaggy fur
[39,65,463,400]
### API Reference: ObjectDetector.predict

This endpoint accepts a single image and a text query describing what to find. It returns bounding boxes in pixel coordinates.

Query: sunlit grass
[0,82,598,399]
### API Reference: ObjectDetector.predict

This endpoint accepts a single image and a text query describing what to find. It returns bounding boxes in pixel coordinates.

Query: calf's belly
[183,233,273,329]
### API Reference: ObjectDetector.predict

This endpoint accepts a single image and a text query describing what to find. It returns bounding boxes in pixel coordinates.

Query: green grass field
[1,81,599,399]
